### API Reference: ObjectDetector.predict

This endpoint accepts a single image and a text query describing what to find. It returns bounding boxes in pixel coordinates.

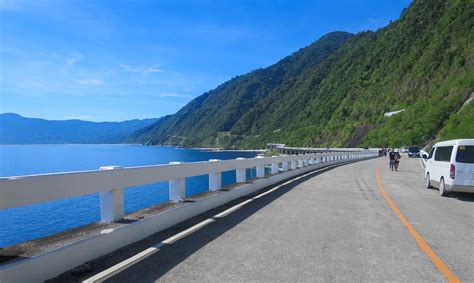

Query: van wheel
[425,173,432,188]
[439,178,449,197]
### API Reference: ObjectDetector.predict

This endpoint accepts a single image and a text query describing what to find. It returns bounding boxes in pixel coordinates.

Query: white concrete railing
[0,151,377,223]
[0,150,379,283]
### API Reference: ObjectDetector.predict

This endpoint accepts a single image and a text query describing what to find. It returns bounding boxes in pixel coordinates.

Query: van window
[456,145,474,164]
[428,148,435,159]
[434,146,453,162]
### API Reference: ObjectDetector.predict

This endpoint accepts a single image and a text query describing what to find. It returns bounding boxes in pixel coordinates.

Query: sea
[0,144,258,247]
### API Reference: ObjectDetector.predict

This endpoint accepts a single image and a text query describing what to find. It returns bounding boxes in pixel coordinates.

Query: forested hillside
[0,113,159,144]
[132,0,473,148]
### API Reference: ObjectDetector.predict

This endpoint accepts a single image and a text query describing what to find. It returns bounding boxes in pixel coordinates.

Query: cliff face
[132,0,473,148]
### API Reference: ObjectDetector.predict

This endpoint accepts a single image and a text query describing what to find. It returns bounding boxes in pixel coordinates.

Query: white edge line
[82,161,349,282]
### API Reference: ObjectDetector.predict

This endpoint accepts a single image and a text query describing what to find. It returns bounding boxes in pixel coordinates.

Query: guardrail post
[297,159,303,168]
[209,159,222,191]
[271,157,279,174]
[169,162,185,202]
[256,156,265,177]
[236,157,246,183]
[99,166,124,222]
[282,160,289,171]
[290,160,297,170]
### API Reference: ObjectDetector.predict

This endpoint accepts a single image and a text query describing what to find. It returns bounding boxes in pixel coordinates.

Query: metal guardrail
[267,144,381,155]
[0,151,378,222]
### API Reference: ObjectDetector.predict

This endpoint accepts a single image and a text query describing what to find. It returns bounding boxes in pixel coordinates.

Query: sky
[0,0,411,122]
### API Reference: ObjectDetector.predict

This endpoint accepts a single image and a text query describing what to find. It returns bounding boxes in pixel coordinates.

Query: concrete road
[55,157,474,282]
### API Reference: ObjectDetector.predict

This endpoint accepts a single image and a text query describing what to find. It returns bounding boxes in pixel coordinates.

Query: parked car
[408,146,420,157]
[424,139,474,196]
[400,147,409,153]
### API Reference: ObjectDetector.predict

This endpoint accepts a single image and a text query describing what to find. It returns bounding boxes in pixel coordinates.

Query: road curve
[52,156,474,282]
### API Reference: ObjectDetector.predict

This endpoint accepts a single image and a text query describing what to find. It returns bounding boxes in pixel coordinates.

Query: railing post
[99,166,124,222]
[236,157,246,183]
[209,159,222,191]
[271,156,279,174]
[256,156,265,178]
[169,162,185,202]
[290,160,297,170]
[282,160,289,171]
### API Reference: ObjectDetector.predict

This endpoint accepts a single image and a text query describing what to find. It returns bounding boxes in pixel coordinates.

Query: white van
[424,139,474,196]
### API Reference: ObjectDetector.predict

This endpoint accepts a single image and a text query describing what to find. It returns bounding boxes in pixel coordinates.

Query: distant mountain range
[0,113,160,144]
[130,0,473,148]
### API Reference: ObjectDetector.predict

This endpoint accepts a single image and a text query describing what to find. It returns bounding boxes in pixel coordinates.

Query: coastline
[192,147,265,152]
[0,143,265,153]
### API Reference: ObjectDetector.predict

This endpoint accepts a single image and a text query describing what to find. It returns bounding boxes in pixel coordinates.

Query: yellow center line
[375,164,460,283]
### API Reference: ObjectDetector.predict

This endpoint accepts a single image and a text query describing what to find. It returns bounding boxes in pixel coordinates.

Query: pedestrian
[389,150,396,171]
[394,149,401,171]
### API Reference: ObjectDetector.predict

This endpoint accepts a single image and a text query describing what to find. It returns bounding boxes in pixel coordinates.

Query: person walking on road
[389,149,396,171]
[394,149,401,171]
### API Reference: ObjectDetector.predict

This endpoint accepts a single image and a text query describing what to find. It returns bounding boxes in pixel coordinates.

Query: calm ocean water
[0,144,257,247]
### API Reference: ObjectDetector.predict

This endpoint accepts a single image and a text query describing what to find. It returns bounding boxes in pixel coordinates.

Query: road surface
[52,156,474,282]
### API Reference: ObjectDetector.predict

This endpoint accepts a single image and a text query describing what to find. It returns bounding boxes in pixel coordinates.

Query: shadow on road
[452,192,474,202]
[49,163,350,283]
[425,188,474,202]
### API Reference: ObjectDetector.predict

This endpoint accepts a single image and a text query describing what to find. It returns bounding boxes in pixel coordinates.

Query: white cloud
[66,52,83,66]
[0,0,21,10]
[64,115,96,121]
[16,81,44,88]
[76,79,104,86]
[158,93,192,98]
[120,64,164,75]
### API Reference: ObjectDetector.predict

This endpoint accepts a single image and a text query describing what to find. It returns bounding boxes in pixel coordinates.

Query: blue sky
[0,0,411,121]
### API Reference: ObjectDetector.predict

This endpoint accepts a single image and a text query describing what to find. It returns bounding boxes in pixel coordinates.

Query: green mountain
[0,113,159,144]
[132,0,473,149]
